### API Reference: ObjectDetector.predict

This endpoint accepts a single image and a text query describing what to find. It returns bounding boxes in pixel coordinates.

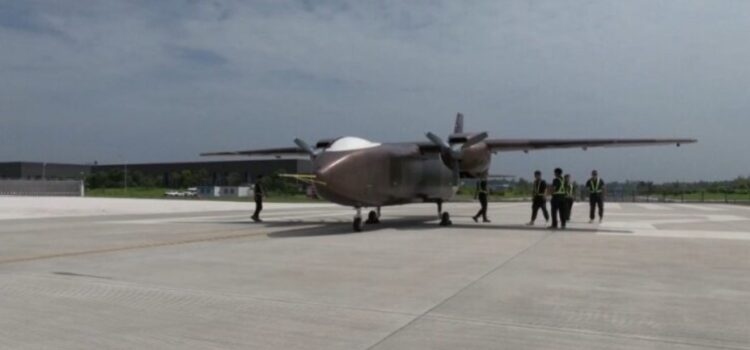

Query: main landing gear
[366,207,381,224]
[354,207,381,232]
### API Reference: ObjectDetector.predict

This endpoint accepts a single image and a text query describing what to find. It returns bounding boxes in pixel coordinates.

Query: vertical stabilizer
[453,113,464,134]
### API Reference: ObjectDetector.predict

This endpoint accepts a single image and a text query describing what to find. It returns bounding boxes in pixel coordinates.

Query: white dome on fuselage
[326,136,381,152]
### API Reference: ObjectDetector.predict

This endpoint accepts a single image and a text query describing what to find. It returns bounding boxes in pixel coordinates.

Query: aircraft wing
[201,147,307,157]
[483,138,697,153]
[201,139,336,158]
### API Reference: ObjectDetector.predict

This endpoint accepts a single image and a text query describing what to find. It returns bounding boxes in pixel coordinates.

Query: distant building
[0,162,90,180]
[93,159,311,187]
[0,160,312,187]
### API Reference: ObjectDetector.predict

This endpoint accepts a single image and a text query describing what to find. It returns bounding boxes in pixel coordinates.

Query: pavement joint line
[365,231,554,350]
[427,314,750,350]
[8,273,422,319]
[0,226,292,266]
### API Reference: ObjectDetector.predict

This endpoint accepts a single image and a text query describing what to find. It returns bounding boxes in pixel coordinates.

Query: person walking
[564,174,576,221]
[473,179,490,223]
[549,168,567,229]
[251,175,266,222]
[586,170,605,223]
[527,170,549,225]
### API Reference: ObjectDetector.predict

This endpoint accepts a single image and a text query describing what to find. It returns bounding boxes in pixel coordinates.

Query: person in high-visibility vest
[586,170,605,223]
[564,174,576,221]
[526,170,549,226]
[549,168,567,229]
[472,179,490,223]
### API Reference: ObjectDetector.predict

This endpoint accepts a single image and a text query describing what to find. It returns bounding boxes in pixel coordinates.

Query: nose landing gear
[353,208,364,232]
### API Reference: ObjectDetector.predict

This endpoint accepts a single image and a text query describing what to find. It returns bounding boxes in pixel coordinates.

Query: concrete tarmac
[1,198,749,349]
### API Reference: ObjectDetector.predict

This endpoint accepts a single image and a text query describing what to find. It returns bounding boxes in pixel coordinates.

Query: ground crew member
[527,170,549,226]
[549,168,567,229]
[586,170,605,223]
[564,174,576,221]
[472,179,490,223]
[251,175,266,222]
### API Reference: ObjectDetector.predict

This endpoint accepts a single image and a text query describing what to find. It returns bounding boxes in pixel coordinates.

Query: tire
[366,210,380,224]
[353,217,364,232]
[439,212,452,226]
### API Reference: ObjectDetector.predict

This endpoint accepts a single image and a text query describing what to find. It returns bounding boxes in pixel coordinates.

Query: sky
[1,0,749,182]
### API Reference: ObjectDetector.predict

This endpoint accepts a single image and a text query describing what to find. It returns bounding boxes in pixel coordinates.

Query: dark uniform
[252,179,265,221]
[530,179,549,223]
[550,176,567,229]
[473,180,490,223]
[565,180,576,221]
[586,177,605,222]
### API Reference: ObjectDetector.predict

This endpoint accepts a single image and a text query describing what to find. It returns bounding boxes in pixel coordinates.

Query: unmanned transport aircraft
[203,114,696,231]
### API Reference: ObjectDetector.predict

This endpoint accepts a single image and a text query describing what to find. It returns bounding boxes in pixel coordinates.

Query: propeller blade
[452,159,460,185]
[426,132,451,150]
[294,139,317,157]
[426,132,461,158]
[461,132,489,149]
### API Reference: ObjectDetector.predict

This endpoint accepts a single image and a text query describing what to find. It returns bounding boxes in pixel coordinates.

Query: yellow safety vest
[554,177,566,195]
[566,182,575,197]
[589,178,602,194]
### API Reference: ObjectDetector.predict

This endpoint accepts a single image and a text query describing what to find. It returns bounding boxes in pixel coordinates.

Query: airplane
[202,113,696,231]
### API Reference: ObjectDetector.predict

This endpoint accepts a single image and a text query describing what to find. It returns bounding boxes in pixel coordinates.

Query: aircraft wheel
[366,210,380,224]
[439,212,452,226]
[353,217,364,232]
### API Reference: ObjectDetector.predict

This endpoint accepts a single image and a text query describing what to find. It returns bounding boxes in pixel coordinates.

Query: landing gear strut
[353,207,363,232]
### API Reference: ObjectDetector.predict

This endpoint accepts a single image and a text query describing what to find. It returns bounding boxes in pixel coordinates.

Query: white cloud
[1,0,749,181]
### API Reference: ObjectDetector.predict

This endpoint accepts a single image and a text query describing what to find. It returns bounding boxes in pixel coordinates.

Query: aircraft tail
[453,113,464,134]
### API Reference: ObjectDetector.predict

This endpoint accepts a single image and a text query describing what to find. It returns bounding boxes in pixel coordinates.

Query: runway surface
[1,198,749,349]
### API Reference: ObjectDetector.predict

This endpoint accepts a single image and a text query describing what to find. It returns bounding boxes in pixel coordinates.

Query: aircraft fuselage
[313,142,469,208]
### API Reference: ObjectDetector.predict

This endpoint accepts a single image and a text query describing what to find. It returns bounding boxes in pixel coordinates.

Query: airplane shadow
[262,217,631,238]
[184,216,631,237]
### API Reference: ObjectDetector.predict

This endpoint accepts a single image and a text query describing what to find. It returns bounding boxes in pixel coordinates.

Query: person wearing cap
[527,170,549,226]
[549,168,567,229]
[564,174,576,221]
[586,170,605,223]
[472,179,491,223]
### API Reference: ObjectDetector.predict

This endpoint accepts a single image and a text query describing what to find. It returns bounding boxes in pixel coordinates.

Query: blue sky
[1,0,749,181]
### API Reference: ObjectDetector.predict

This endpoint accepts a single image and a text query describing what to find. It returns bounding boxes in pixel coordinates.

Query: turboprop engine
[425,131,492,181]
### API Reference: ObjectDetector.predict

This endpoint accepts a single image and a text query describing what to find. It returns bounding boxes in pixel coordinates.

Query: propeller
[461,132,488,150]
[425,131,488,184]
[294,138,318,158]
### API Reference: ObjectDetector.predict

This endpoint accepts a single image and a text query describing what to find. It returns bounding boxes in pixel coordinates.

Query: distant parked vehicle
[164,189,198,198]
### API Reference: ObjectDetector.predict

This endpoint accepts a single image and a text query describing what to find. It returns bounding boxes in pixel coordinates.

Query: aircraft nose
[314,156,345,186]
[313,154,365,205]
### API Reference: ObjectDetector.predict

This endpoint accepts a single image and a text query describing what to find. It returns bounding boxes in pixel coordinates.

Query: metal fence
[488,191,750,205]
[0,179,84,196]
[603,191,750,204]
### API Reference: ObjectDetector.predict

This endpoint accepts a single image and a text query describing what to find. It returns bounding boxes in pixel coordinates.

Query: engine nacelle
[438,142,491,178]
